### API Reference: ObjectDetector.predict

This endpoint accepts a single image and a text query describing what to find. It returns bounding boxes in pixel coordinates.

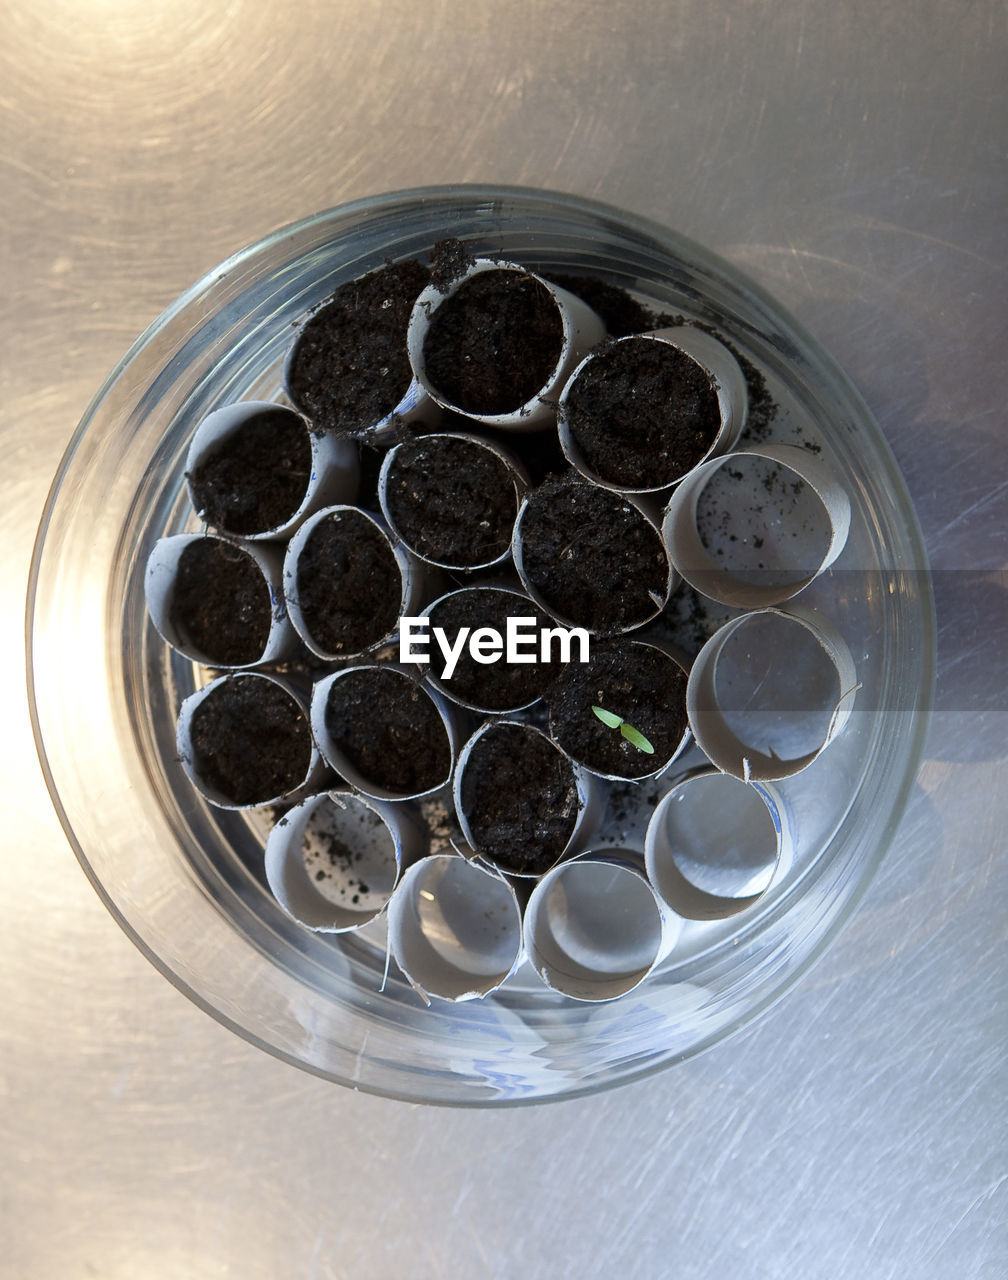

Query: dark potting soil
[459,723,579,876]
[518,473,670,631]
[286,260,431,436]
[422,269,565,416]
[383,435,519,566]
[548,274,655,338]
[562,336,721,488]
[294,508,401,655]
[188,410,312,535]
[169,537,272,666]
[546,642,689,779]
[187,676,312,806]
[324,667,451,795]
[427,588,558,711]
[429,238,474,292]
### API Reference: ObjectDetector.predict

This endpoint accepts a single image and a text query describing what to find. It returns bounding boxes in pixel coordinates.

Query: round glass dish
[27,186,934,1106]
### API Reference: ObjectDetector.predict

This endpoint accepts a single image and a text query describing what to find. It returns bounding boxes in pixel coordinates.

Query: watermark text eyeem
[400,616,590,680]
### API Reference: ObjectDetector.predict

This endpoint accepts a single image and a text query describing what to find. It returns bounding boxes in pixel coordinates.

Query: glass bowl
[27,186,934,1105]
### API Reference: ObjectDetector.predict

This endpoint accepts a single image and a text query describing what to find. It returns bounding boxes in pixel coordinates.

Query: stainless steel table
[3,3,1005,1276]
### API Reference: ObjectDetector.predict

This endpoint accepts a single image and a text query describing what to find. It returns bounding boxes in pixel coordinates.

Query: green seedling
[591,705,655,754]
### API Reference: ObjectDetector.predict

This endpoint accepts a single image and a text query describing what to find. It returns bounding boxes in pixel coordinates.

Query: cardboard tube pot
[283,258,439,445]
[546,639,691,782]
[378,431,529,572]
[421,583,561,714]
[662,442,852,607]
[523,849,681,1002]
[177,673,323,809]
[283,505,425,661]
[557,325,747,494]
[644,769,793,921]
[686,606,859,782]
[406,258,605,431]
[311,665,462,802]
[387,854,524,1002]
[145,533,294,668]
[513,472,675,634]
[264,790,426,933]
[185,401,359,540]
[453,720,601,880]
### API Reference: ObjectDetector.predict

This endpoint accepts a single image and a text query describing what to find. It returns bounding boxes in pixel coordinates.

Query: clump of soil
[382,435,520,566]
[427,588,559,711]
[188,676,312,805]
[547,642,689,779]
[517,473,670,630]
[429,238,474,291]
[294,508,401,655]
[169,538,272,665]
[324,667,451,795]
[562,337,720,488]
[188,409,312,535]
[459,724,579,876]
[422,269,565,415]
[286,260,431,435]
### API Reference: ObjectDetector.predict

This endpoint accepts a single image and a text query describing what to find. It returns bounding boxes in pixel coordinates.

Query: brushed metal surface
[2,2,1005,1277]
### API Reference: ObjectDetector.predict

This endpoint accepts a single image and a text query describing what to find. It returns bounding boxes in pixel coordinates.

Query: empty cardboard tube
[523,849,681,1002]
[644,769,793,920]
[387,853,524,1001]
[662,442,851,607]
[264,789,426,933]
[686,605,858,781]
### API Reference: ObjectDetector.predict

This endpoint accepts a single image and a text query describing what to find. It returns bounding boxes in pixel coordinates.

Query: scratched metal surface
[2,2,1005,1277]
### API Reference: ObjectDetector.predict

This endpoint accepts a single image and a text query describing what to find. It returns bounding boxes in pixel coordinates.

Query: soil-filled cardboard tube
[523,849,681,1002]
[282,271,442,444]
[377,431,529,572]
[512,479,677,634]
[545,638,692,784]
[145,533,295,668]
[310,665,463,803]
[185,401,359,540]
[421,582,559,715]
[177,672,324,810]
[264,790,426,933]
[452,720,603,880]
[662,442,852,608]
[644,769,793,921]
[282,505,425,661]
[686,605,858,782]
[406,259,606,431]
[387,853,524,1001]
[557,325,748,494]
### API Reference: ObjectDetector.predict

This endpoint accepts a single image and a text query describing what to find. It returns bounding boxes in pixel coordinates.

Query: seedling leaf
[591,705,623,729]
[620,723,655,754]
